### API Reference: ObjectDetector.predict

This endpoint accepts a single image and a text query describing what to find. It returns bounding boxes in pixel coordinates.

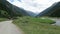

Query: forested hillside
[0,0,30,18]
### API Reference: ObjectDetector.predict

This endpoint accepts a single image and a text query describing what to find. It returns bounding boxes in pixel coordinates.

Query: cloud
[7,0,60,14]
[17,0,21,2]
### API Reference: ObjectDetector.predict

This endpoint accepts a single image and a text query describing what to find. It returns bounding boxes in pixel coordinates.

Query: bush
[0,10,10,18]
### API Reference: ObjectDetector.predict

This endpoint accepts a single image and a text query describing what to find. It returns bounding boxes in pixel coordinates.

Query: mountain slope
[36,2,60,17]
[0,0,31,18]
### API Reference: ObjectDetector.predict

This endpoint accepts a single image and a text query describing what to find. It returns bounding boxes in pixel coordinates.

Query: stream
[51,18,60,26]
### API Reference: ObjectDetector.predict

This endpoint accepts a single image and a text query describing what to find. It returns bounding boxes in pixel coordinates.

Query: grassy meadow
[12,16,60,34]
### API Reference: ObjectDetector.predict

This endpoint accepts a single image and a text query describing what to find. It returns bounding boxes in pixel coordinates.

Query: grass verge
[0,18,8,22]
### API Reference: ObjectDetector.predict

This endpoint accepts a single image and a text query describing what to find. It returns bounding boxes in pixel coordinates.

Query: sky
[7,0,60,14]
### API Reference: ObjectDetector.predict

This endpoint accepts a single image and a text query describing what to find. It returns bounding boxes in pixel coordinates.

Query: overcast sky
[7,0,60,14]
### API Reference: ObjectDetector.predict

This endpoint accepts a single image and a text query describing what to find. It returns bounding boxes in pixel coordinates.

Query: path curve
[0,20,23,34]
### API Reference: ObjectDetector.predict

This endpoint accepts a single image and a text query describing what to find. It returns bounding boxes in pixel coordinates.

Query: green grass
[16,16,55,24]
[12,16,60,34]
[0,18,7,22]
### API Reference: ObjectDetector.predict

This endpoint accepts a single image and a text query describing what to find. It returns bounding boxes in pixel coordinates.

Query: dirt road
[0,20,22,34]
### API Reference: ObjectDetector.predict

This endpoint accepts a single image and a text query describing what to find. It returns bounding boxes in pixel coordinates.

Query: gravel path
[0,20,23,34]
